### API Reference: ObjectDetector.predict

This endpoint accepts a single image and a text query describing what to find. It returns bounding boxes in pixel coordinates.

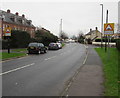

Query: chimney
[90,28,92,32]
[15,12,19,16]
[22,14,25,18]
[7,9,10,13]
[95,27,98,31]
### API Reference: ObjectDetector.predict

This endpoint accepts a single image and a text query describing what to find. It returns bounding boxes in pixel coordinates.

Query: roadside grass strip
[62,43,65,47]
[95,48,119,96]
[0,52,26,60]
[12,48,27,52]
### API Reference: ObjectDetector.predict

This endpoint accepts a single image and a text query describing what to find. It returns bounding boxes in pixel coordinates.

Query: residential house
[0,9,36,38]
[85,27,102,41]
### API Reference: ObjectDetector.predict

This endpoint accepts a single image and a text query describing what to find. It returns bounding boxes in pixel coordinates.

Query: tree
[78,31,85,43]
[59,31,68,39]
[35,28,58,46]
[71,35,77,40]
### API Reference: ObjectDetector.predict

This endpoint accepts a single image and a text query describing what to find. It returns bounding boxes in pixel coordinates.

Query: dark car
[27,42,47,54]
[48,43,59,50]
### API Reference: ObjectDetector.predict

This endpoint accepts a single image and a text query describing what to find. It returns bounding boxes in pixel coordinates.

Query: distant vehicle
[57,41,62,44]
[27,42,47,54]
[48,43,59,50]
[56,43,62,49]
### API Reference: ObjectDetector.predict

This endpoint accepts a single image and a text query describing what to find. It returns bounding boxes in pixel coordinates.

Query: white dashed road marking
[0,63,35,76]
[44,56,57,61]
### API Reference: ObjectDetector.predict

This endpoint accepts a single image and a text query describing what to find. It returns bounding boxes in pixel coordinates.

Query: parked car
[56,43,62,49]
[48,43,59,50]
[27,42,47,54]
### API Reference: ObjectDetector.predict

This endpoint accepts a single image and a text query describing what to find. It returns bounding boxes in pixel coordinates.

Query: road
[2,43,86,96]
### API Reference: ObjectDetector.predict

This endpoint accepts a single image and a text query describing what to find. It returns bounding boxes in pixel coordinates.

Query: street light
[100,4,103,48]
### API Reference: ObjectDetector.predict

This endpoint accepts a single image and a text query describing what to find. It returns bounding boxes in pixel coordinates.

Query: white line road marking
[0,63,35,76]
[83,51,88,65]
[51,56,56,59]
[44,58,51,60]
[44,56,57,61]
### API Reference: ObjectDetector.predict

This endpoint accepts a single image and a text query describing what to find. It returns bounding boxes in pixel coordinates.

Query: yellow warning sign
[104,23,114,35]
[4,26,12,36]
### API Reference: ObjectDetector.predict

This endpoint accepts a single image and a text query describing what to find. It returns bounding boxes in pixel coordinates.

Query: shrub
[2,30,32,49]
[95,38,118,42]
[116,39,120,51]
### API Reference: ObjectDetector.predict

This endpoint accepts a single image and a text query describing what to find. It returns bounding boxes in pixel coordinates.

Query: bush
[95,38,118,42]
[2,39,8,49]
[2,30,32,49]
[2,29,58,49]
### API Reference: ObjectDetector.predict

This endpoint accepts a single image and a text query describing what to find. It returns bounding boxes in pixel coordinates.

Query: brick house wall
[0,9,36,38]
[2,21,35,38]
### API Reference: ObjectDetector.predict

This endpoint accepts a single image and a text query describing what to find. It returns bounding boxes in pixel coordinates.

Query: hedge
[2,29,58,49]
[95,38,118,42]
[116,39,120,51]
[2,30,32,49]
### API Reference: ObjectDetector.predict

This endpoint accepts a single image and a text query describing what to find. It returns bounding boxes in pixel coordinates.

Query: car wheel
[28,51,31,54]
[44,50,47,53]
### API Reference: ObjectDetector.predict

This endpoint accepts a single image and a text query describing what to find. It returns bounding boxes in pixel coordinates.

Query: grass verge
[0,52,26,60]
[62,43,65,47]
[95,48,119,96]
[12,48,27,52]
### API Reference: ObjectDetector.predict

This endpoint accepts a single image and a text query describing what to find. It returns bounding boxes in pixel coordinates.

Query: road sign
[104,23,114,35]
[4,26,11,36]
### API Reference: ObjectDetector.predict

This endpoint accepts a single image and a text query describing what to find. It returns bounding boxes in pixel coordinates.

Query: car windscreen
[28,43,38,47]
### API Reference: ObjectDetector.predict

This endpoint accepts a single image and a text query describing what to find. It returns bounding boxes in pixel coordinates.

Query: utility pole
[105,10,108,52]
[100,4,103,48]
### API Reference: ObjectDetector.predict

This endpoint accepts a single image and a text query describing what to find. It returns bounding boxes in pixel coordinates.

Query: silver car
[56,43,62,49]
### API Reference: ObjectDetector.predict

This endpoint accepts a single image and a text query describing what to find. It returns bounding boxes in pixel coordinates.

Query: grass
[95,48,119,96]
[12,48,27,52]
[62,43,65,47]
[0,52,26,60]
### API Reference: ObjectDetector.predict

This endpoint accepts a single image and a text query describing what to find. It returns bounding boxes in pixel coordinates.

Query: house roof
[85,30,101,36]
[0,10,35,28]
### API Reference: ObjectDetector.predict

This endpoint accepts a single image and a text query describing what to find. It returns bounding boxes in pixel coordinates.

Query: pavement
[65,45,104,96]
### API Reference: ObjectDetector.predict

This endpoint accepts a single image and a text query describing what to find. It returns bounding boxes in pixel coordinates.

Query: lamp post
[100,4,103,48]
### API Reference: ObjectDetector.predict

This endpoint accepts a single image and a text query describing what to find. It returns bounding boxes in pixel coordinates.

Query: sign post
[104,23,114,52]
[4,26,11,54]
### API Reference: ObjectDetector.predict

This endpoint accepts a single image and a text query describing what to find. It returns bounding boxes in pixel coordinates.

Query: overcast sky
[0,0,119,37]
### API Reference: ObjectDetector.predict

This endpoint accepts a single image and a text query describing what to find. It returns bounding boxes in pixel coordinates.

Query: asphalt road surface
[2,43,86,96]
